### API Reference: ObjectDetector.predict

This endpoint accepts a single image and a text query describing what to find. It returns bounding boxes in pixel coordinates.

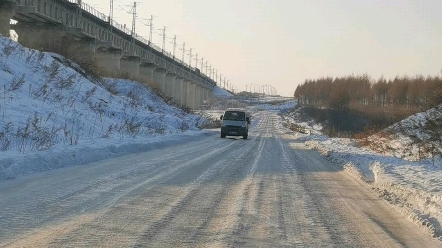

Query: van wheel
[243,134,248,140]
[220,132,226,138]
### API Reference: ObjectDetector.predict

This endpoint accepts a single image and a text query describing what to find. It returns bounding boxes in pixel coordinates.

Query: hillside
[364,104,442,162]
[284,105,442,239]
[0,35,208,179]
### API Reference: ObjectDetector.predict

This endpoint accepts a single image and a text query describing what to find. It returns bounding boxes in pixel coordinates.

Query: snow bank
[304,137,442,239]
[213,86,232,97]
[365,104,442,162]
[0,35,208,180]
[278,101,442,239]
[251,99,296,112]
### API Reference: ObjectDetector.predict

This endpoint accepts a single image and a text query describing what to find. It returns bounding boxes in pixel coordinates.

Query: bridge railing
[15,0,215,85]
[149,42,162,54]
[15,0,34,6]
[79,1,107,22]
[110,20,132,35]
[176,57,184,65]
[133,33,148,45]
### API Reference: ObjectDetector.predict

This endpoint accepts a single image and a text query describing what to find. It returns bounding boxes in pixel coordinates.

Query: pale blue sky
[91,0,442,96]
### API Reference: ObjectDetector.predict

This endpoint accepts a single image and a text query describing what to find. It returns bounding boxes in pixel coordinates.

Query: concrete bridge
[0,0,217,109]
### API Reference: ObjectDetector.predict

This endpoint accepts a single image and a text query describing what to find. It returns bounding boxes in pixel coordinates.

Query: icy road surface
[0,111,439,247]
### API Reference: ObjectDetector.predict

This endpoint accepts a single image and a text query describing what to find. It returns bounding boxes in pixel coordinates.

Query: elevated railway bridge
[0,0,217,108]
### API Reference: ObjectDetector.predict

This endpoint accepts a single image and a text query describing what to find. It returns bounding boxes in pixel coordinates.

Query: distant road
[0,111,439,247]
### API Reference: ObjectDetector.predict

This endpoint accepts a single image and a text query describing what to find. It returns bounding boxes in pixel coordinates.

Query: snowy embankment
[279,103,442,239]
[300,135,442,239]
[0,35,208,180]
[213,86,232,97]
[251,99,296,112]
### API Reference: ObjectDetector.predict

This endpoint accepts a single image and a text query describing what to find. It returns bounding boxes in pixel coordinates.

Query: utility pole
[149,15,153,43]
[162,26,166,52]
[188,48,192,67]
[158,26,166,52]
[131,2,136,36]
[194,53,198,69]
[182,42,185,63]
[130,2,137,54]
[172,35,176,58]
[205,61,209,75]
[109,0,113,24]
[200,57,204,71]
[106,0,113,43]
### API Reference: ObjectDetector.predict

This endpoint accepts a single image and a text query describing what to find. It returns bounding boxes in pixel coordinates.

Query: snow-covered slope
[282,105,442,239]
[364,104,442,162]
[213,86,233,97]
[0,35,207,179]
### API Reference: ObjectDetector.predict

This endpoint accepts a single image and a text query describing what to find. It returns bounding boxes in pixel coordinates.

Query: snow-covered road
[0,111,439,247]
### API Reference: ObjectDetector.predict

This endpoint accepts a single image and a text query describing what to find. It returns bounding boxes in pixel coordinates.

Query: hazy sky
[89,0,442,96]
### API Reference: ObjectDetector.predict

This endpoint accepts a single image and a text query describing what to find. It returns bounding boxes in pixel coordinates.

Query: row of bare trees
[294,74,442,113]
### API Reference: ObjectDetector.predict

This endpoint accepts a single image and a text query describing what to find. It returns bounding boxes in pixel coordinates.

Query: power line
[106,0,234,92]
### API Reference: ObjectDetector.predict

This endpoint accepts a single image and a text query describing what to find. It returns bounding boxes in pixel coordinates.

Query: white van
[220,109,250,139]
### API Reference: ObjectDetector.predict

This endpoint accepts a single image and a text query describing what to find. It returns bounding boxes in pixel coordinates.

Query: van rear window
[223,111,245,121]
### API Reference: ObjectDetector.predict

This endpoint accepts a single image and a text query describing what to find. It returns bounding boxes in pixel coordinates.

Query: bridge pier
[205,88,210,103]
[195,85,201,107]
[95,48,122,75]
[186,82,196,109]
[139,63,156,87]
[195,86,202,108]
[165,73,176,99]
[0,3,15,37]
[153,68,166,93]
[200,87,206,104]
[181,79,190,107]
[174,77,184,105]
[203,87,207,105]
[121,56,140,79]
[12,23,66,51]
[199,87,205,107]
[208,89,212,102]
